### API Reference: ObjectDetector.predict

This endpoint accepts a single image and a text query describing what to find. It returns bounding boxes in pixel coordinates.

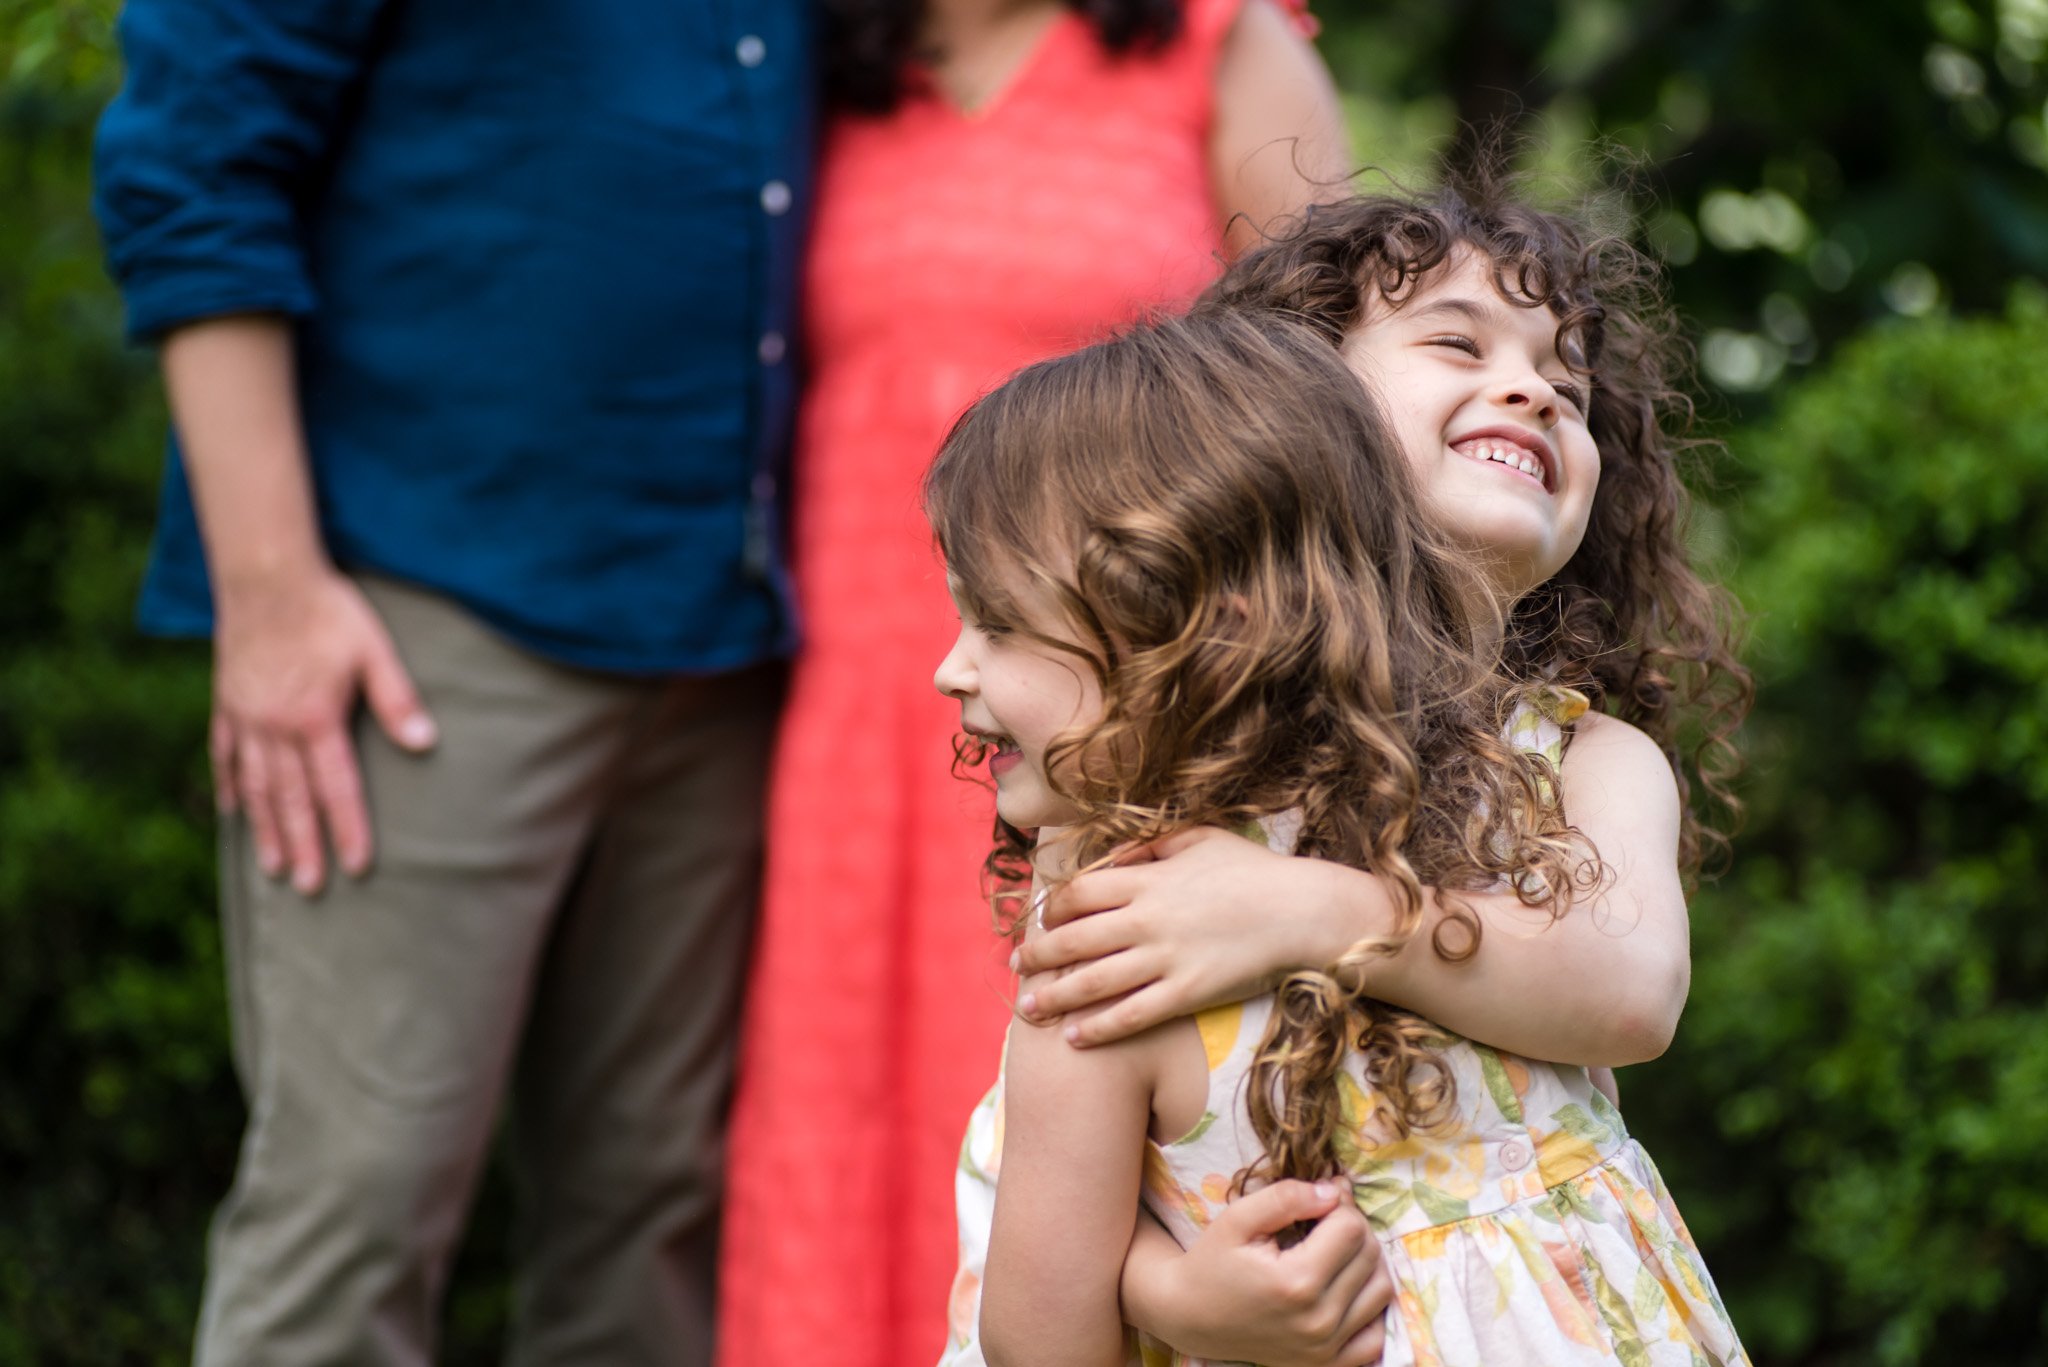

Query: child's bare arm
[1017,714,1689,1067]
[1121,1187,1392,1367]
[980,998,1155,1367]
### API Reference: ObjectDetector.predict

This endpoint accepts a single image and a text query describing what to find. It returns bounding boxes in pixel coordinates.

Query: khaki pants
[195,576,781,1366]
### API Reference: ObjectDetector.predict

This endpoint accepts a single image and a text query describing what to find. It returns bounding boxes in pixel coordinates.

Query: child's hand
[1015,826,1370,1046]
[1123,1179,1391,1367]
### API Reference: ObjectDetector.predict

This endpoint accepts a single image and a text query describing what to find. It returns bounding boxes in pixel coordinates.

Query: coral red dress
[719,4,1262,1362]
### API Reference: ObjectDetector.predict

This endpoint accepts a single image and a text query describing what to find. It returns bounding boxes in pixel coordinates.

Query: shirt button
[761,180,792,216]
[736,34,766,67]
[757,331,787,365]
[1499,1139,1531,1173]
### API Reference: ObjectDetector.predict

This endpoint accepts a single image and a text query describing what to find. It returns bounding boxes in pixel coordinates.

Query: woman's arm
[1017,714,1691,1066]
[1209,0,1351,254]
[980,996,1157,1367]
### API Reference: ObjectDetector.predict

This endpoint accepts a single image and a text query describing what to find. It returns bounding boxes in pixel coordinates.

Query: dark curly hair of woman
[1197,165,1753,877]
[824,0,1181,113]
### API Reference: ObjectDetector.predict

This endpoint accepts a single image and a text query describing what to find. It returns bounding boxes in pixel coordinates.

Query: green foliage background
[3,0,2044,1362]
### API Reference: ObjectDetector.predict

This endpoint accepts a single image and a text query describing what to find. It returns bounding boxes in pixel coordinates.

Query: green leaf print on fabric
[1412,1182,1472,1225]
[1474,1045,1526,1125]
[1176,1111,1217,1145]
[1554,1103,1616,1145]
[1632,1265,1667,1322]
[1587,1082,1625,1132]
[1550,1180,1600,1222]
[1590,1252,1652,1367]
[1353,1175,1414,1230]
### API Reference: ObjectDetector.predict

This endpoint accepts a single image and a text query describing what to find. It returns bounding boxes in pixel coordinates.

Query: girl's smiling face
[932,574,1102,832]
[1339,251,1601,597]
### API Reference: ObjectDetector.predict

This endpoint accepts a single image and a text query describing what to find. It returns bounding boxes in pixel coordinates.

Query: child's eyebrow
[1407,296,1515,331]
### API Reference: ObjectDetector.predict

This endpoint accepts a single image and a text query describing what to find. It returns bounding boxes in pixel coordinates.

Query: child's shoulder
[1556,708,1683,826]
[1564,707,1668,770]
[1010,954,1211,1138]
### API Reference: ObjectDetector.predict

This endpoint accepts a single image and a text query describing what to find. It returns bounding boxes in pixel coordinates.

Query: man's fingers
[1020,946,1154,1020]
[265,739,328,895]
[236,738,285,878]
[1215,1178,1344,1241]
[209,711,239,814]
[358,622,437,753]
[304,725,373,877]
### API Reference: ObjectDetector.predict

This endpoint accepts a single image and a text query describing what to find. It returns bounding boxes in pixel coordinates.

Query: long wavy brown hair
[924,310,1589,1182]
[1198,169,1753,877]
[824,0,1181,113]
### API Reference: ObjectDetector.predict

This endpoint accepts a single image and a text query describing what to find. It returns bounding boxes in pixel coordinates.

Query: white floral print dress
[940,693,1748,1367]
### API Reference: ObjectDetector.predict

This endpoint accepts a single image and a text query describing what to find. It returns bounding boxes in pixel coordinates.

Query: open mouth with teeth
[1451,436,1551,491]
[967,727,1024,777]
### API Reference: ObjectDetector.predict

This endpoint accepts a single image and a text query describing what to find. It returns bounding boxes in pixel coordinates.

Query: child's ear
[1224,591,1253,620]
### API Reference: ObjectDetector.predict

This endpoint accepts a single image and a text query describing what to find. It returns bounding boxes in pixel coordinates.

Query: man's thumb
[362,629,437,752]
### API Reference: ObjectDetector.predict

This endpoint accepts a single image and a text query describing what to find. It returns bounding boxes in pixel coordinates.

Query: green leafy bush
[1626,301,2048,1365]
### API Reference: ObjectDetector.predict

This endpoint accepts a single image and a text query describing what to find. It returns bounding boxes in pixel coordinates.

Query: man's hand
[1014,827,1370,1046]
[1126,1180,1391,1367]
[212,568,436,894]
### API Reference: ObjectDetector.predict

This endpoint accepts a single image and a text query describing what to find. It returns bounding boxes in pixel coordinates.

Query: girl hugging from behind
[928,309,1749,1360]
[945,179,1751,1365]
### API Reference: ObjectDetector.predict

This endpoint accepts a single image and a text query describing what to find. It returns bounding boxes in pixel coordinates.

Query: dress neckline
[925,8,1074,121]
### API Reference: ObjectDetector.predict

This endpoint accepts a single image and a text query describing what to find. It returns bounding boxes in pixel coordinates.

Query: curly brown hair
[924,309,1589,1181]
[824,0,1181,113]
[1197,170,1753,876]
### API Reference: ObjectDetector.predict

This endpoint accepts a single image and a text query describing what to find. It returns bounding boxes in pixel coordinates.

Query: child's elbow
[1607,949,1690,1065]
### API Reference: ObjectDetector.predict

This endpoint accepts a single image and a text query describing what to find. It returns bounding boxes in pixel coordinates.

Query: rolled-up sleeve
[93,0,392,341]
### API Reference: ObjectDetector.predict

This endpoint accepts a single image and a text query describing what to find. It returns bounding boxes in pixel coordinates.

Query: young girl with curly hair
[928,308,1745,1366]
[932,175,1754,1363]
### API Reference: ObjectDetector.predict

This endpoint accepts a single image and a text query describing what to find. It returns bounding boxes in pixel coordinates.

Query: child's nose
[933,632,975,698]
[1497,375,1561,427]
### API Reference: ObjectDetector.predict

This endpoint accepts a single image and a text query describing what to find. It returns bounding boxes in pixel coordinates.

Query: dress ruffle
[1380,1144,1746,1367]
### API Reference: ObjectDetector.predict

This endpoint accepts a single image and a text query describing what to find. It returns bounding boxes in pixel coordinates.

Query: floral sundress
[941,695,1748,1366]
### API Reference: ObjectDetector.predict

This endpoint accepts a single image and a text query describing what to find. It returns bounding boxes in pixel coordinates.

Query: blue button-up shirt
[95,0,811,673]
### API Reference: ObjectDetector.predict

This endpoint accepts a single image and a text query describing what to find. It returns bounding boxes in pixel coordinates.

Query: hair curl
[1197,165,1753,877]
[925,310,1591,1184]
[823,0,1181,114]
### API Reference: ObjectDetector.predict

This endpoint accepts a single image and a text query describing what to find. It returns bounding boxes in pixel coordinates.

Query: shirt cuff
[119,264,319,344]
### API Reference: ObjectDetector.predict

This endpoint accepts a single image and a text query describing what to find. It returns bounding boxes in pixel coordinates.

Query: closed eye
[1552,378,1588,411]
[1425,332,1482,357]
